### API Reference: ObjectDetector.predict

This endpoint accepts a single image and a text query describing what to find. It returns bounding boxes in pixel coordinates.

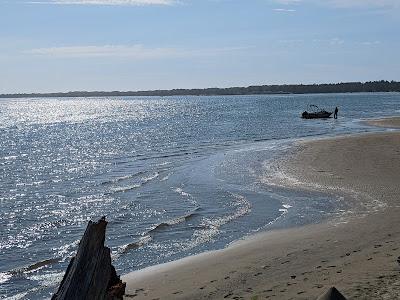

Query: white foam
[174,187,191,197]
[27,271,64,288]
[142,172,159,182]
[0,272,12,284]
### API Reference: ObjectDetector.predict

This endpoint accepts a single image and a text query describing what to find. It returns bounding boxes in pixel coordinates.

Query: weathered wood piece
[52,217,126,300]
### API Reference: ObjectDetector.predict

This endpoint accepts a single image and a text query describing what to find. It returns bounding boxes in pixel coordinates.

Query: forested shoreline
[2,80,399,99]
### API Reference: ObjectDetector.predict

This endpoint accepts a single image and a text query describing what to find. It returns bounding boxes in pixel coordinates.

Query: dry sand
[123,118,400,300]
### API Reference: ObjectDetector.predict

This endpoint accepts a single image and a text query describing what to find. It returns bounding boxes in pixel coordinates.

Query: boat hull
[301,111,332,119]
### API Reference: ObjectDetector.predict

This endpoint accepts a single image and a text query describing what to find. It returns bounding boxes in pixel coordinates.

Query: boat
[301,105,332,119]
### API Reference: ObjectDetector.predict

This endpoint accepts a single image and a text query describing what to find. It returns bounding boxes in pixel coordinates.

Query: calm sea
[1,93,399,299]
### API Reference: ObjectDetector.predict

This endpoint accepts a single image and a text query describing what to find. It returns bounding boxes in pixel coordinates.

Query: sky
[0,0,399,93]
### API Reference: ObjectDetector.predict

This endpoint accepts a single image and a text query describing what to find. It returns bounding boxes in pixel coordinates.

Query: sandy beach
[365,117,400,129]
[123,117,400,299]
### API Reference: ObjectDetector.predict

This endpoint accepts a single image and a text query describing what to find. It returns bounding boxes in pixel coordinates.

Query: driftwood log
[317,287,347,300]
[52,217,126,300]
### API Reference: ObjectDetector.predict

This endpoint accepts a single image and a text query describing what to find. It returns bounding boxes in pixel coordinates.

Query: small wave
[3,290,30,300]
[106,172,160,195]
[204,193,251,229]
[172,187,198,205]
[160,174,170,181]
[142,172,159,183]
[1,257,60,286]
[107,184,141,194]
[8,258,60,276]
[148,208,200,234]
[118,235,152,255]
[25,258,59,272]
[27,271,65,288]
[101,171,145,185]
[0,272,13,284]
[157,161,172,167]
[173,195,251,253]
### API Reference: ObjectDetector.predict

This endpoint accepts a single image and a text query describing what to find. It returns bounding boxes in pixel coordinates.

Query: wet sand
[366,116,400,128]
[123,118,400,299]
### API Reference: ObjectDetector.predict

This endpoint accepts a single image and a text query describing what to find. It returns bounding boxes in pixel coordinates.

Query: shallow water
[0,93,399,299]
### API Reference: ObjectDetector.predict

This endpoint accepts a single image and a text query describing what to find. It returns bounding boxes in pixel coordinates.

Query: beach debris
[52,217,126,300]
[317,287,347,300]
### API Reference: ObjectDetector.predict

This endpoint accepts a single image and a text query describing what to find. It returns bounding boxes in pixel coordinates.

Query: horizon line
[1,80,399,98]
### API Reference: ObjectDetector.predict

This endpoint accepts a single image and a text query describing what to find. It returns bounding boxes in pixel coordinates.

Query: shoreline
[123,118,400,299]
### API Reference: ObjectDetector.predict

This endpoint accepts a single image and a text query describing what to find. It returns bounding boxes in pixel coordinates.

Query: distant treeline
[1,80,400,99]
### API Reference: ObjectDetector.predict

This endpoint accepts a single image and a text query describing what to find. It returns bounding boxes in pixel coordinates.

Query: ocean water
[0,93,399,299]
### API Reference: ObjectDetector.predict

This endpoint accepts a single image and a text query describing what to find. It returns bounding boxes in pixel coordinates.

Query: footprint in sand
[223,292,233,298]
[172,291,183,295]
[261,265,270,269]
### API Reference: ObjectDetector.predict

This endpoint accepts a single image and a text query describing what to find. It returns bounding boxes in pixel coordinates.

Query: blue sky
[0,0,399,93]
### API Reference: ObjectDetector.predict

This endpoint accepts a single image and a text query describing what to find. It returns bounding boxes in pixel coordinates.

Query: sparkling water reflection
[0,93,399,298]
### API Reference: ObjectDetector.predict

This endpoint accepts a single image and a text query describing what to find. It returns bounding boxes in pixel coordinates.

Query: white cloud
[361,41,381,46]
[27,0,177,5]
[273,8,296,12]
[25,44,251,59]
[312,38,345,46]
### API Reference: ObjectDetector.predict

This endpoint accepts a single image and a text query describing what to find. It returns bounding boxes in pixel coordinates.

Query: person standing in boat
[334,106,338,119]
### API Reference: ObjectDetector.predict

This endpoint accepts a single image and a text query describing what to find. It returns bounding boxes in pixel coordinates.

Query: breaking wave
[148,208,200,234]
